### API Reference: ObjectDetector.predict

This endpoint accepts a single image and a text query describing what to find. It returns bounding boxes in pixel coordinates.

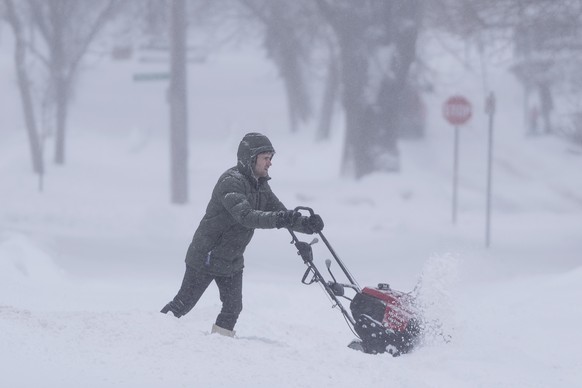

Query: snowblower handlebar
[293,206,315,216]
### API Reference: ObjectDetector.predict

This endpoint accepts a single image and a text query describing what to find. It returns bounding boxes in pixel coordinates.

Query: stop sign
[443,95,472,126]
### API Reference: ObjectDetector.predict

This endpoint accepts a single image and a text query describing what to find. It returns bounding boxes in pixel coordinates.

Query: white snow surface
[2,38,582,388]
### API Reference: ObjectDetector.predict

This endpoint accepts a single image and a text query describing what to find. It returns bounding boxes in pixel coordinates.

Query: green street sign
[133,72,170,82]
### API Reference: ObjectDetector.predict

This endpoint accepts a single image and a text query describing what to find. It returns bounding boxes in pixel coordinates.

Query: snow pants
[170,264,243,331]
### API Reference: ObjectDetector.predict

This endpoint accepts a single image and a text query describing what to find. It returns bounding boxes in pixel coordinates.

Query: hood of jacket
[236,132,275,181]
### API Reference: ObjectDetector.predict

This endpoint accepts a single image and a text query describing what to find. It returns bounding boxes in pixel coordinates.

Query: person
[160,132,324,337]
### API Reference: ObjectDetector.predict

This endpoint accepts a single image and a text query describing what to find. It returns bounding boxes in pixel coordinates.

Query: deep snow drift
[2,36,582,387]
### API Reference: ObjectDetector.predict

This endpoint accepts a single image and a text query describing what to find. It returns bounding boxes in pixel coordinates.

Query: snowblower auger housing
[287,207,422,356]
[349,286,421,355]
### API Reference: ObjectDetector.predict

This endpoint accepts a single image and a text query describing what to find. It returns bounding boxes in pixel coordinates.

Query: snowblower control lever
[295,238,318,263]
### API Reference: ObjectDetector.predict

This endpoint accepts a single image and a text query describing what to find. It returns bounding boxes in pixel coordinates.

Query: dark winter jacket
[185,133,311,276]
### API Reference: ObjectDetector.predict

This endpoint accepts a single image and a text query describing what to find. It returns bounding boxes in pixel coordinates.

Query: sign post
[443,95,472,224]
[484,92,496,248]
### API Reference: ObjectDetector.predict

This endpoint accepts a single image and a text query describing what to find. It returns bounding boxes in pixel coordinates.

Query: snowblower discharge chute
[288,207,421,356]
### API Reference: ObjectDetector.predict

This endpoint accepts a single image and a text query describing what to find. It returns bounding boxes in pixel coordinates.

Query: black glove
[275,210,300,229]
[305,214,324,234]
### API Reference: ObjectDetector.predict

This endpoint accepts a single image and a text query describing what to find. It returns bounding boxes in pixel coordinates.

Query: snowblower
[288,207,422,356]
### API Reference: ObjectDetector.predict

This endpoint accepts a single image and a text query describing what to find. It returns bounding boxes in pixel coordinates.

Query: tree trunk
[53,75,69,164]
[338,34,370,178]
[282,68,299,133]
[169,0,189,204]
[539,82,553,134]
[316,46,339,141]
[262,2,311,133]
[52,11,68,165]
[5,0,44,174]
[282,49,311,132]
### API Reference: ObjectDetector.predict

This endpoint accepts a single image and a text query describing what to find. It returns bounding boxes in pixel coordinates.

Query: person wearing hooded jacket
[160,132,324,337]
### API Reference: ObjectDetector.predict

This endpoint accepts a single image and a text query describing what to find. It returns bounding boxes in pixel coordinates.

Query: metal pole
[452,126,459,224]
[318,231,360,291]
[485,92,496,248]
[169,0,189,204]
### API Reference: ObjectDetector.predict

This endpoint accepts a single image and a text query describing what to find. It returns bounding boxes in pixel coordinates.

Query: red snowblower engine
[288,207,422,356]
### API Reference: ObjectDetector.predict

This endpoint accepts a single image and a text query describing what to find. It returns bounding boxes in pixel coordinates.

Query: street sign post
[484,92,496,248]
[443,95,472,224]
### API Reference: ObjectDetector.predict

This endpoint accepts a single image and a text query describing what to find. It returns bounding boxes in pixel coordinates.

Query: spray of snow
[412,252,461,348]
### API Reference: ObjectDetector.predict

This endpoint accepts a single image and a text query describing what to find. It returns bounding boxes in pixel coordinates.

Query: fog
[2,3,582,387]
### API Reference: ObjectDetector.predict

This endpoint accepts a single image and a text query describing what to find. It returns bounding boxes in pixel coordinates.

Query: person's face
[253,152,273,178]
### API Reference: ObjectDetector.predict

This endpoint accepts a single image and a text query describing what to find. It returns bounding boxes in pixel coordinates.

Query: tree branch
[68,0,119,80]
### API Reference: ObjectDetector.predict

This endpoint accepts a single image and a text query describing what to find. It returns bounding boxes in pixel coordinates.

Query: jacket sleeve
[218,175,279,229]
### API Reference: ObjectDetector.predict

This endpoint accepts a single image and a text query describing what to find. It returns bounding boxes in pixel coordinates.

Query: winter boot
[160,299,185,318]
[211,324,236,338]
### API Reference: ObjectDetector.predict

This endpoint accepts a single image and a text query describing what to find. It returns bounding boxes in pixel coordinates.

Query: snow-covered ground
[2,34,582,387]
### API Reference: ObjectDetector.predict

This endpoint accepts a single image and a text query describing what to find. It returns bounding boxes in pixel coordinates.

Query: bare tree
[3,0,43,174]
[428,0,582,139]
[22,0,120,165]
[317,0,423,178]
[240,0,315,133]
